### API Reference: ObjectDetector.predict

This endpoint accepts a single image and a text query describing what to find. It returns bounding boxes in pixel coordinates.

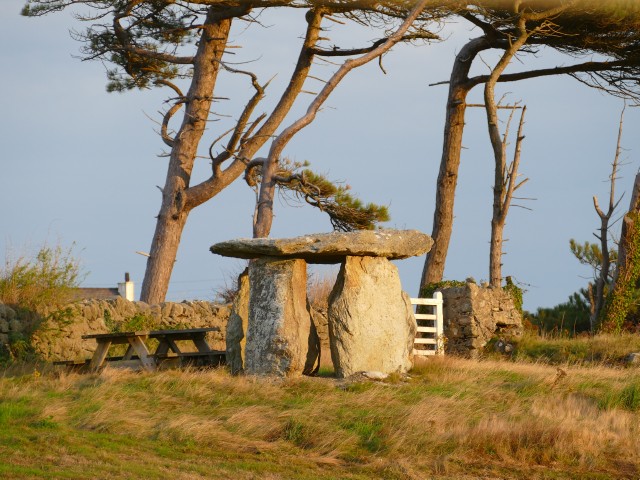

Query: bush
[0,243,84,313]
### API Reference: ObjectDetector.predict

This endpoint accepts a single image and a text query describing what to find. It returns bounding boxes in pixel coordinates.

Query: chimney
[118,272,135,301]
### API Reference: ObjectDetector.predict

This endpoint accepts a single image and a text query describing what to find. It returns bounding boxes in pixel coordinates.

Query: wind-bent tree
[420,0,640,292]
[252,0,431,238]
[245,159,391,232]
[23,0,446,304]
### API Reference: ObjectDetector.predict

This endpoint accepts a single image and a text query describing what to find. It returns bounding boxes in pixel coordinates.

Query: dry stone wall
[438,281,523,357]
[0,299,230,362]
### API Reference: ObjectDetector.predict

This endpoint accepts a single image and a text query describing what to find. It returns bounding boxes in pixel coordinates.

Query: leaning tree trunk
[140,9,233,304]
[420,37,490,290]
[141,7,324,303]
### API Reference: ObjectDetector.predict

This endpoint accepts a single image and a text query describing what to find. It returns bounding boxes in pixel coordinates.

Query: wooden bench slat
[82,331,149,340]
[148,327,219,337]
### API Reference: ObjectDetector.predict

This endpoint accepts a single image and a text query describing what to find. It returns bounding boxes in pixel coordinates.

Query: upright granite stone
[245,258,311,376]
[226,269,250,375]
[328,256,417,378]
[211,229,433,263]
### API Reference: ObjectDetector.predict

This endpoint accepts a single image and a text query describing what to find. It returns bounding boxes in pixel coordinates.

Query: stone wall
[438,281,523,357]
[0,299,230,362]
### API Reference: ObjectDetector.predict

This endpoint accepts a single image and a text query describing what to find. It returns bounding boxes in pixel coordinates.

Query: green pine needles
[248,158,390,232]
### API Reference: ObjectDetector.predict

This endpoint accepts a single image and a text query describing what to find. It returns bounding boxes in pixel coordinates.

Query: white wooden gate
[410,292,444,356]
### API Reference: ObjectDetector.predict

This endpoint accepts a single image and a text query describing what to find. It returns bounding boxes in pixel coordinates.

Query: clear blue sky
[2,1,638,310]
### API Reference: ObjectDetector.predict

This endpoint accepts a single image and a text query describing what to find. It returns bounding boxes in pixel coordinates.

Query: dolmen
[210,229,433,378]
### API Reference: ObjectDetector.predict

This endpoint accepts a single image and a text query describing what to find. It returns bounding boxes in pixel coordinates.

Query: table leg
[123,344,135,360]
[155,340,170,356]
[193,334,212,353]
[127,336,155,371]
[89,341,111,371]
[166,338,182,354]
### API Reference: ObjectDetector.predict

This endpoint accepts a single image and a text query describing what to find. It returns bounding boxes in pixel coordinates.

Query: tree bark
[419,36,491,290]
[140,8,235,304]
[485,19,530,288]
[141,7,325,303]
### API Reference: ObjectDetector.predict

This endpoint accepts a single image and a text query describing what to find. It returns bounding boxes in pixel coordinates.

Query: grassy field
[1,352,639,480]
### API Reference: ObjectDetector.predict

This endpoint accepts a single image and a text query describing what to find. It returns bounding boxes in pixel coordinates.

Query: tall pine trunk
[140,9,233,304]
[420,37,490,290]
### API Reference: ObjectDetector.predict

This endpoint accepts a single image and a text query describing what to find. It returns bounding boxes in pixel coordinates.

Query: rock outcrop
[210,229,433,263]
[225,270,250,375]
[245,258,312,376]
[328,256,416,378]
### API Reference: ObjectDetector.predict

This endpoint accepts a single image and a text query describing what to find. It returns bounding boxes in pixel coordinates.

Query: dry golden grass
[1,357,639,479]
[512,332,640,366]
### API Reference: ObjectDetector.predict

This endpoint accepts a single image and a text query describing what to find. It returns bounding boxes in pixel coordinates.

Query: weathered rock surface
[226,270,250,375]
[438,281,523,358]
[245,258,312,376]
[210,230,433,263]
[328,256,416,378]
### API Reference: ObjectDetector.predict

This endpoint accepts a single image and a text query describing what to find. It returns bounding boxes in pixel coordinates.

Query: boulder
[245,258,312,377]
[210,229,433,264]
[328,256,416,378]
[226,269,250,375]
[625,352,640,365]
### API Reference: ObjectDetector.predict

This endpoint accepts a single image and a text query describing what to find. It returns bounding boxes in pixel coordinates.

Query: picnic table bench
[60,327,226,372]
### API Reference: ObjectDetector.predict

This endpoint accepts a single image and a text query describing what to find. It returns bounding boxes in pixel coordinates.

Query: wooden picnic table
[80,327,223,371]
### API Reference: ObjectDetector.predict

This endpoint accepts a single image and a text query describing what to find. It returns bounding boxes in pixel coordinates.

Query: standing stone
[226,269,250,375]
[328,256,416,378]
[245,258,311,376]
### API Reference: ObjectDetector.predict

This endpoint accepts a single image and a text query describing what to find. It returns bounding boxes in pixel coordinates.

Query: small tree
[245,159,390,232]
[589,107,625,329]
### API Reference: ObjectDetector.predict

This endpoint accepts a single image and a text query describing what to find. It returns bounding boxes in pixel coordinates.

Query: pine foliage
[247,158,389,232]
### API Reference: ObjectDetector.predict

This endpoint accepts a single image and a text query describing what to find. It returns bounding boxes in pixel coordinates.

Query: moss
[503,277,523,315]
[420,280,466,299]
[600,211,640,332]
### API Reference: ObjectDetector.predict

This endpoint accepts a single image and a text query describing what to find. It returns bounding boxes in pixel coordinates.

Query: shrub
[0,242,84,313]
